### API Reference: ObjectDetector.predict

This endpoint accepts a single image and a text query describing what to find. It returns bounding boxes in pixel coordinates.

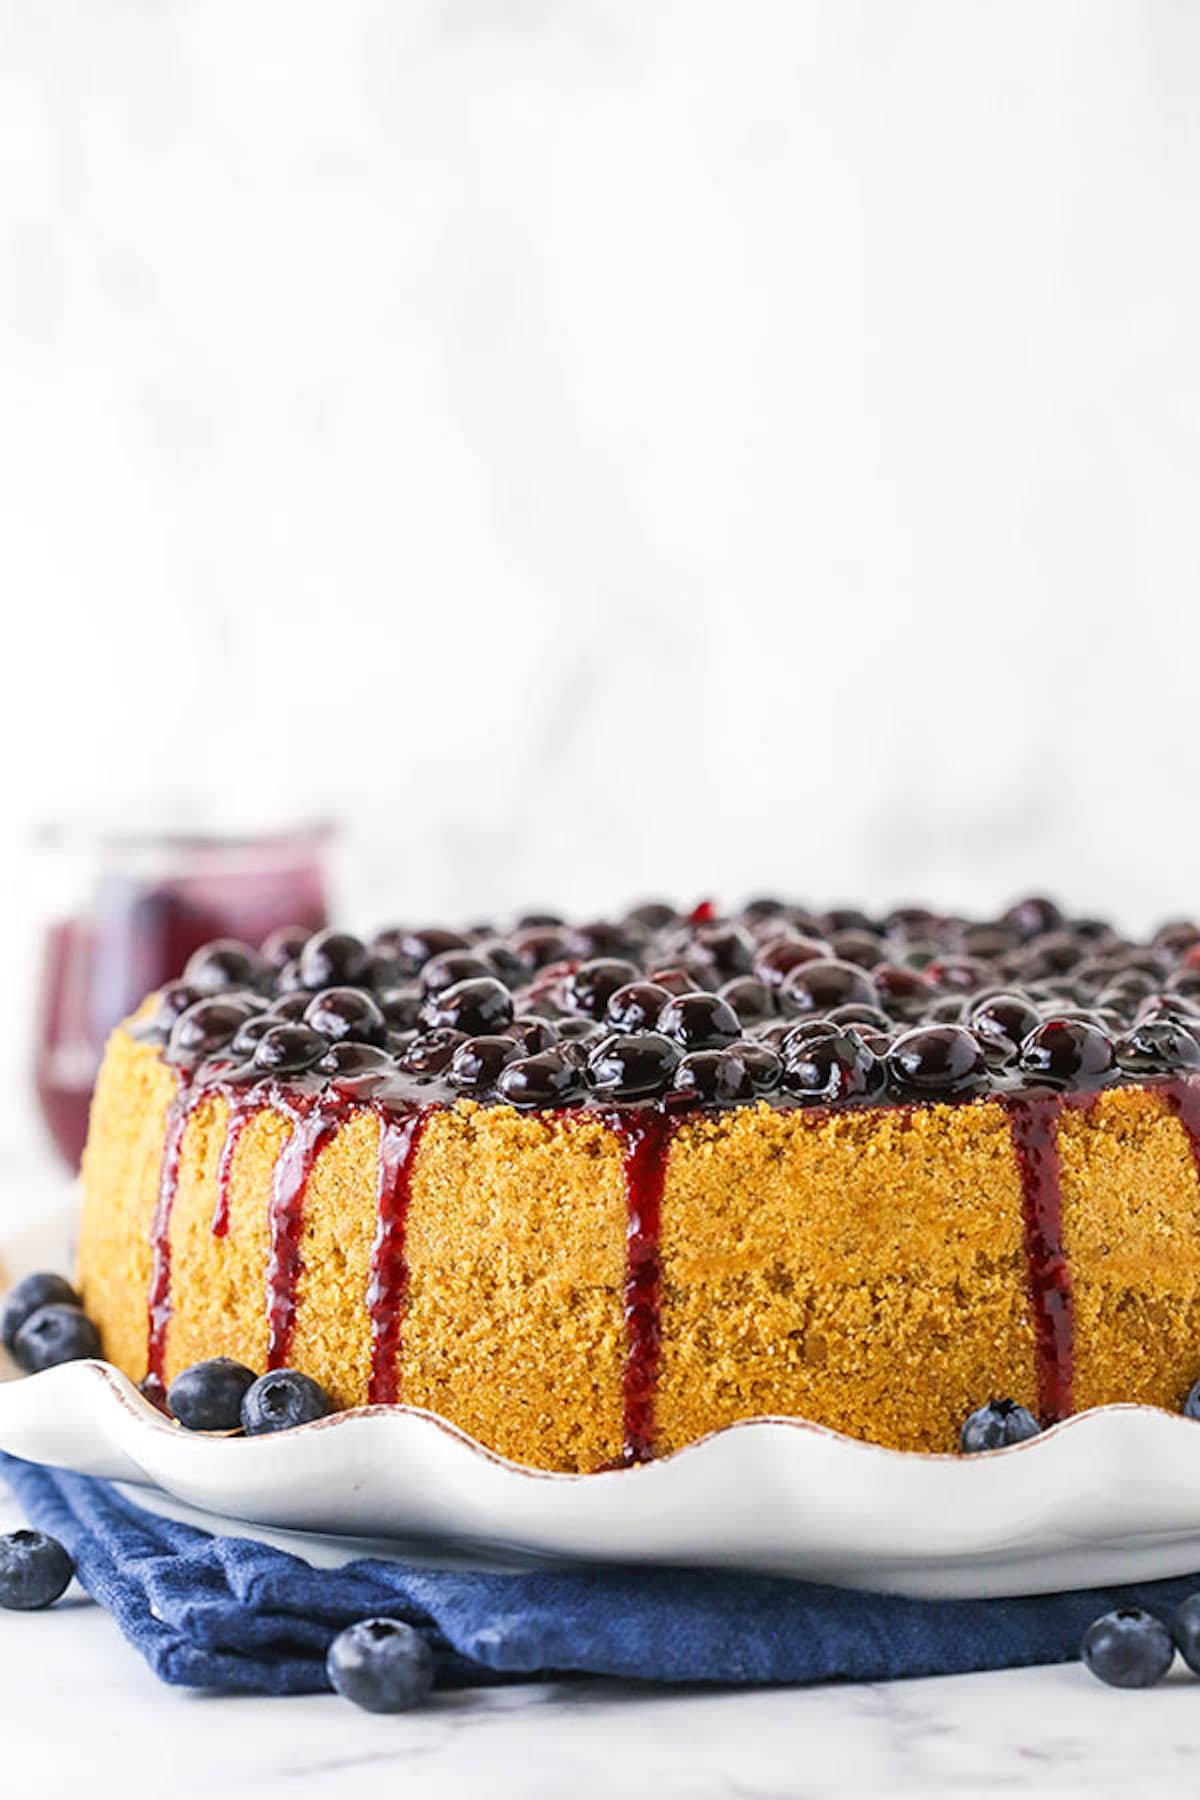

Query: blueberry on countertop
[0,1530,75,1611]
[1081,1608,1174,1688]
[326,1618,435,1712]
[1172,1593,1200,1674]
[959,1398,1041,1453]
[168,1358,258,1432]
[12,1304,101,1374]
[1,1271,81,1356]
[240,1369,333,1435]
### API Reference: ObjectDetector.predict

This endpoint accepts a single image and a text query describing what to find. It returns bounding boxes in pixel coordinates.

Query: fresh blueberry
[418,976,514,1036]
[303,987,387,1047]
[959,1398,1041,1452]
[12,1304,102,1373]
[0,1530,74,1611]
[1019,1019,1116,1089]
[586,1032,680,1099]
[168,1358,258,1432]
[657,992,741,1050]
[184,938,268,996]
[299,929,371,991]
[240,1369,332,1435]
[252,1023,328,1075]
[2,1272,81,1356]
[1171,1593,1200,1673]
[1181,1376,1200,1420]
[326,1617,435,1713]
[887,1025,989,1099]
[1081,1608,1174,1688]
[496,1049,583,1108]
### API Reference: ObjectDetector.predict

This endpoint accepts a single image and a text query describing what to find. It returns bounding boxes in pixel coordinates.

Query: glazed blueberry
[828,929,887,970]
[645,965,699,998]
[924,956,990,994]
[418,976,514,1036]
[184,938,268,996]
[260,925,311,972]
[825,1002,892,1031]
[1115,1019,1200,1075]
[298,929,371,991]
[303,987,387,1046]
[1081,1609,1174,1689]
[883,905,942,939]
[240,1369,332,1435]
[782,1029,885,1106]
[959,1398,1041,1453]
[167,996,258,1064]
[505,1016,560,1054]
[553,1016,607,1047]
[586,1032,680,1099]
[0,1531,74,1612]
[780,959,878,1020]
[398,1028,468,1078]
[168,1358,258,1432]
[607,982,673,1033]
[565,919,647,960]
[624,900,677,932]
[1,1271,81,1356]
[372,926,472,976]
[230,1013,278,1056]
[496,1049,583,1108]
[251,1023,328,1074]
[12,1304,101,1373]
[924,996,966,1024]
[135,979,203,1042]
[318,1042,396,1081]
[1155,919,1200,958]
[1002,895,1064,941]
[376,985,424,1030]
[969,992,1041,1057]
[447,1034,520,1093]
[689,922,755,979]
[887,1025,989,1098]
[733,1040,784,1091]
[1018,931,1086,980]
[657,991,741,1050]
[509,925,574,969]
[1019,1019,1116,1089]
[268,990,313,1022]
[871,963,935,1018]
[718,977,776,1027]
[419,950,494,994]
[565,959,642,1020]
[957,923,1018,960]
[752,937,830,990]
[326,1618,435,1713]
[476,939,529,989]
[672,1048,757,1105]
[1172,1593,1200,1673]
[823,907,879,935]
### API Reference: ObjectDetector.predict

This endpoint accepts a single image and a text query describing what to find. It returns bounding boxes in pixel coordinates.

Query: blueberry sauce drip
[263,1095,344,1370]
[145,1076,204,1401]
[1003,1092,1075,1425]
[367,1106,434,1405]
[609,1108,678,1464]
[211,1104,251,1237]
[1164,1077,1200,1179]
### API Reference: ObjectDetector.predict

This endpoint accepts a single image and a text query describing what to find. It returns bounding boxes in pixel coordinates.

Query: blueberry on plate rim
[959,1397,1041,1453]
[240,1368,333,1435]
[167,1358,259,1432]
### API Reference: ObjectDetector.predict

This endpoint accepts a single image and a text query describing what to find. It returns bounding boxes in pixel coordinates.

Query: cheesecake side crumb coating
[78,1024,1200,1470]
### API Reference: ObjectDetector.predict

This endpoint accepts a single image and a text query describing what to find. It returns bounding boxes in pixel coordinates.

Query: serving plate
[4,1206,1200,1599]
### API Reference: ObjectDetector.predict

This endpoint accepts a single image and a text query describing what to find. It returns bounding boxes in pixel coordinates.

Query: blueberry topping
[0,1531,74,1611]
[717,977,776,1027]
[779,959,878,1020]
[318,1042,396,1081]
[959,1398,1041,1452]
[251,1023,328,1074]
[734,1040,784,1091]
[446,1034,520,1093]
[496,1049,583,1107]
[1081,1608,1174,1688]
[135,980,203,1041]
[167,996,259,1064]
[656,991,741,1050]
[183,938,268,996]
[267,990,313,1022]
[887,1025,989,1099]
[240,1369,332,1434]
[586,1032,680,1099]
[968,992,1041,1058]
[419,950,495,994]
[303,987,387,1046]
[1115,1018,1200,1075]
[372,926,472,976]
[418,976,514,1036]
[397,1028,468,1078]
[672,1048,758,1105]
[168,1358,258,1432]
[1002,895,1064,941]
[828,930,887,969]
[2,1271,81,1356]
[230,1013,278,1056]
[782,1029,885,1105]
[376,985,424,1030]
[606,982,673,1033]
[298,929,371,991]
[505,1016,560,1054]
[326,1618,435,1713]
[565,959,642,1020]
[260,925,312,972]
[12,1303,102,1373]
[1019,1019,1116,1089]
[752,937,829,990]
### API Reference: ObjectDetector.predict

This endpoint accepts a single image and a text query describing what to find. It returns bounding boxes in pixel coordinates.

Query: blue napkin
[3,1450,1198,1696]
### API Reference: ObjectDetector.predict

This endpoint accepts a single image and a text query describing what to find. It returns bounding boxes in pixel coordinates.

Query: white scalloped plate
[4,1207,1200,1598]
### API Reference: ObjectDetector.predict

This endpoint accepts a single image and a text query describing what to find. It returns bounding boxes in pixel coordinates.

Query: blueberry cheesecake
[74,899,1200,1471]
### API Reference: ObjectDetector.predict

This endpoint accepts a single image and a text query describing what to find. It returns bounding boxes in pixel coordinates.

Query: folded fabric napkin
[3,1449,1198,1696]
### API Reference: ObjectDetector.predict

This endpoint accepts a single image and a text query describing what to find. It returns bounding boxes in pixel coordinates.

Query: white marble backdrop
[3,1,1200,1146]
